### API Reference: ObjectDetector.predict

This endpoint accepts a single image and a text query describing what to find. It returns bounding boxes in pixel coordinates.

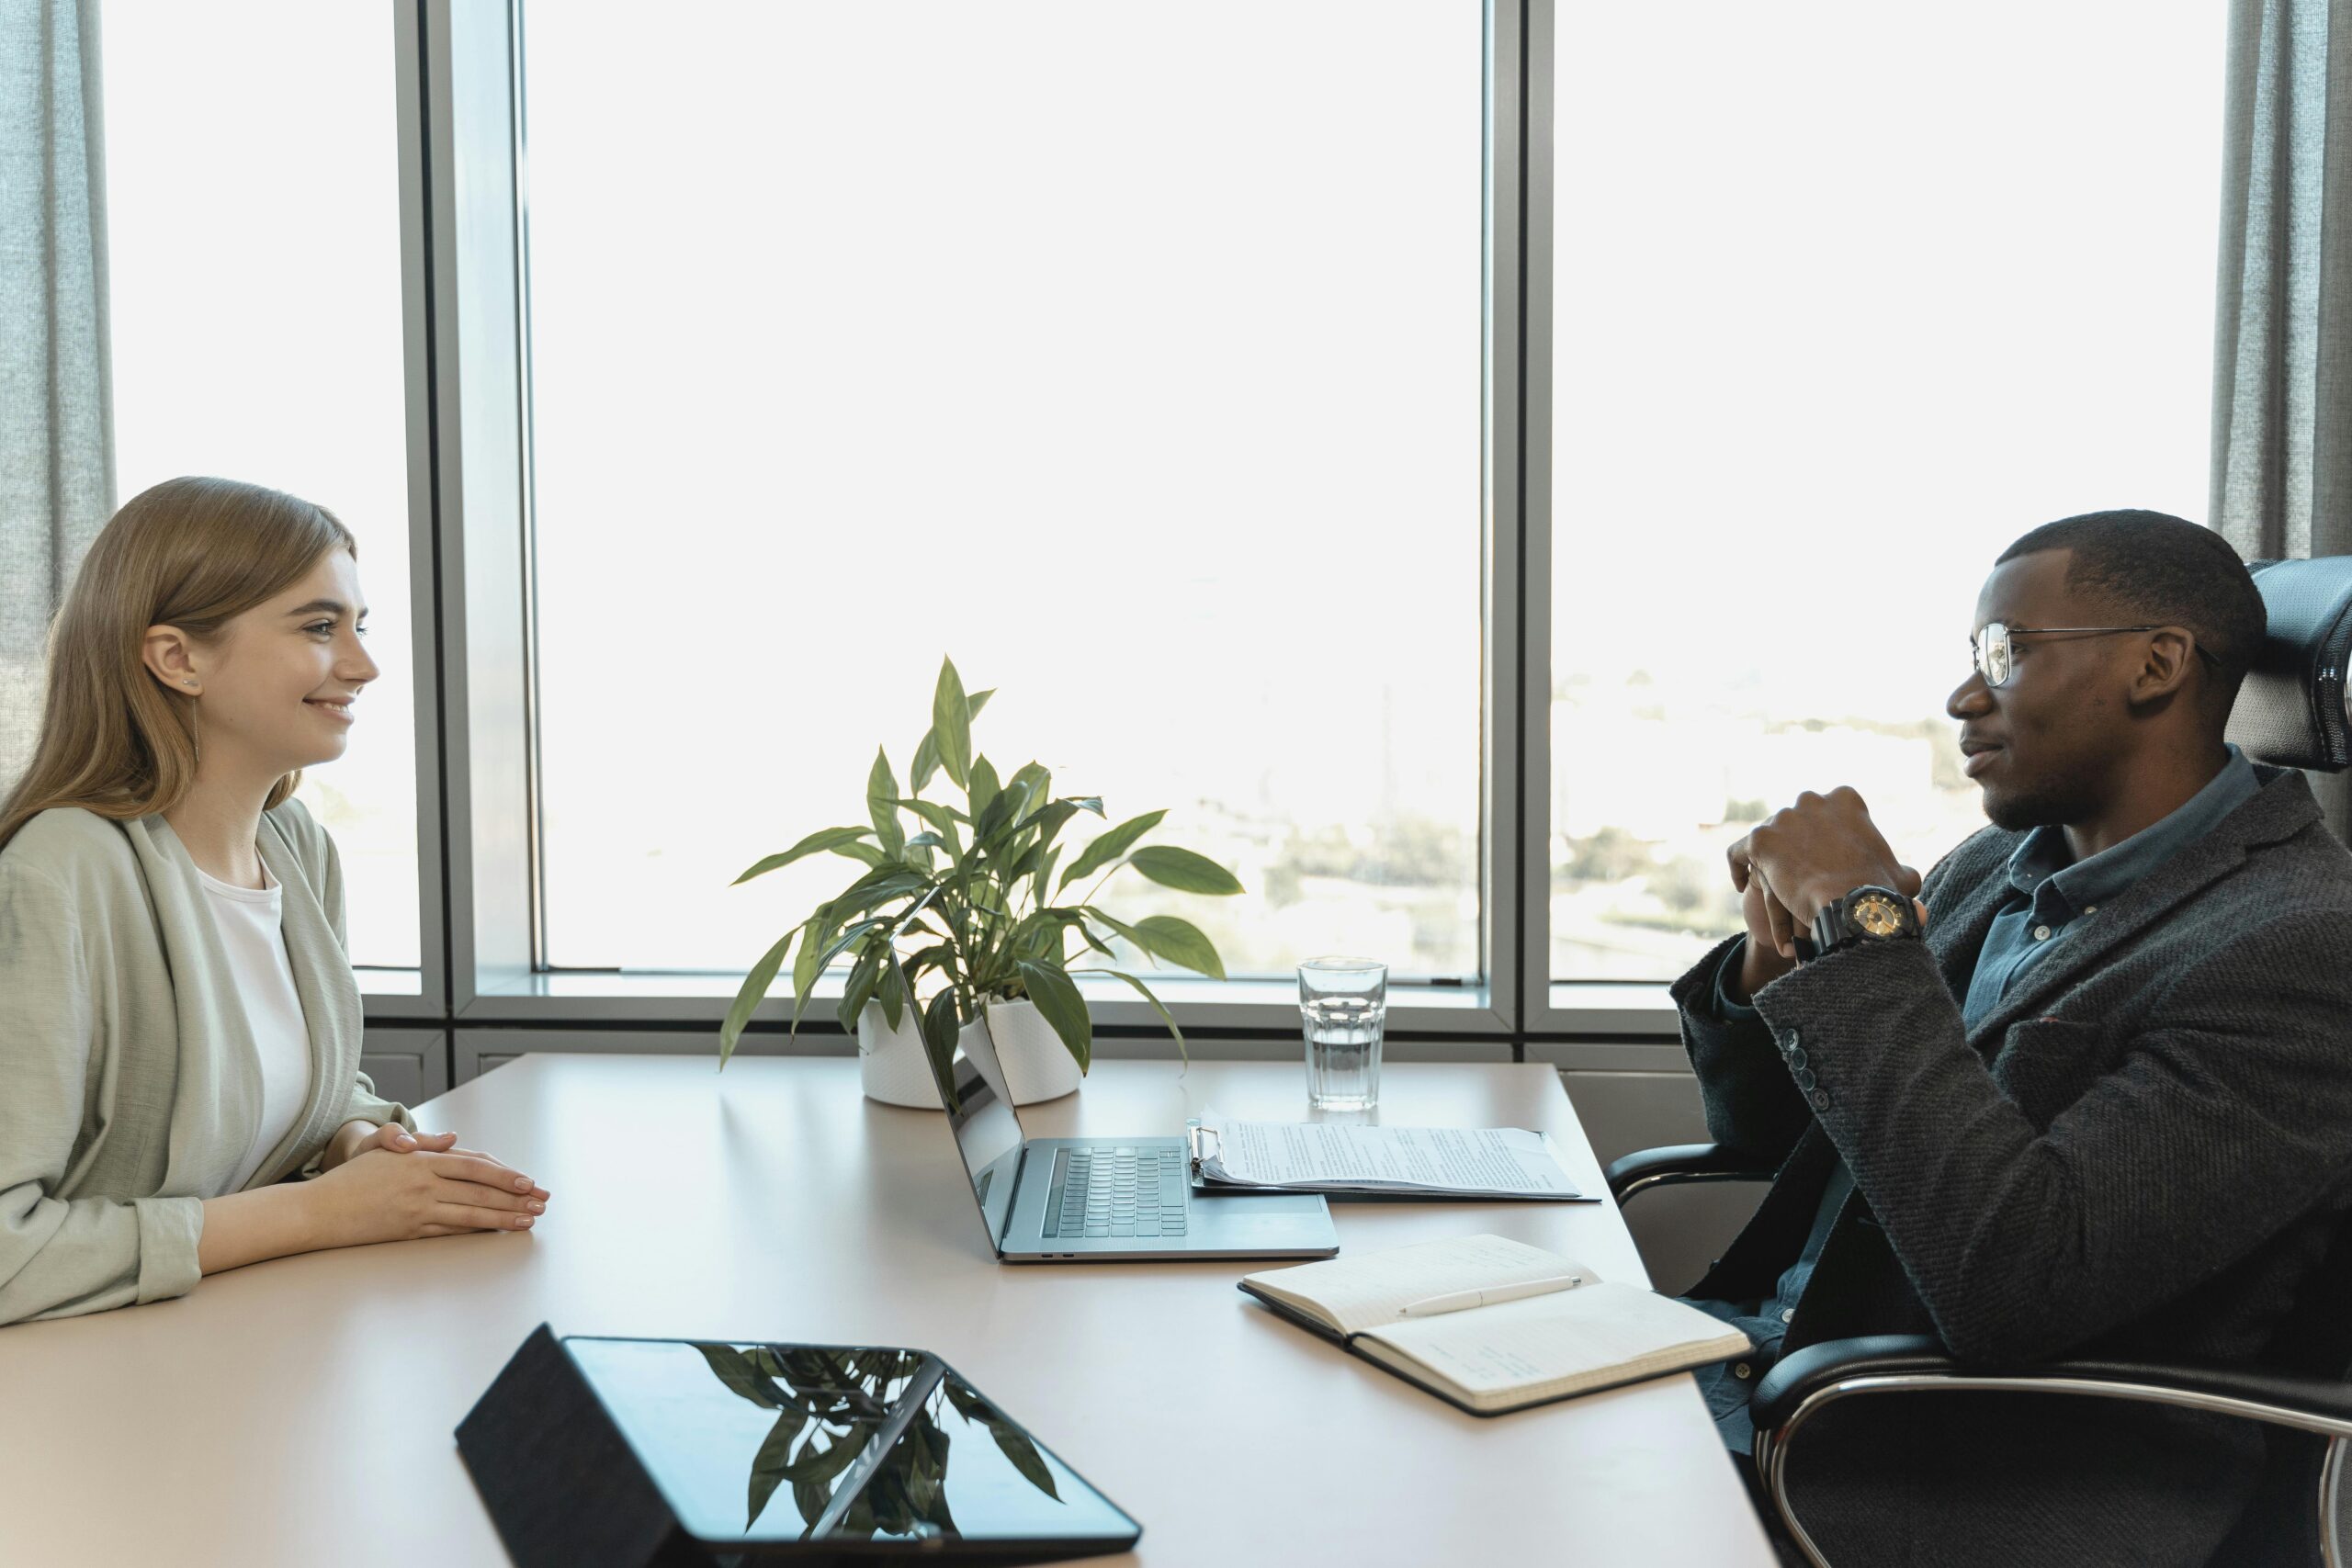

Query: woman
[0,476,550,1326]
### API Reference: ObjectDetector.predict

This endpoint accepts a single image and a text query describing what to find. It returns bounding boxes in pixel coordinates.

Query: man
[1673,510,2352,1566]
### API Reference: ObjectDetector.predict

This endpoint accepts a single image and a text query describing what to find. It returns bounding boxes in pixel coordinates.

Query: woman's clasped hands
[306,1123,553,1247]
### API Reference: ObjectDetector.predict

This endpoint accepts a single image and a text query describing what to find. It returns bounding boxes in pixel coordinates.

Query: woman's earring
[182,679,196,687]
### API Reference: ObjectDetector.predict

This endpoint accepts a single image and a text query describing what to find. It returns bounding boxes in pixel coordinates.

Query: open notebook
[1239,1234,1751,1416]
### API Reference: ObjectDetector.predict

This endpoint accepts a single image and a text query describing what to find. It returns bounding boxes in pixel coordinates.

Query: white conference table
[0,1054,1777,1567]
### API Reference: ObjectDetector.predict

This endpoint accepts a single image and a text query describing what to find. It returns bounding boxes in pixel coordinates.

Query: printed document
[1195,1111,1584,1199]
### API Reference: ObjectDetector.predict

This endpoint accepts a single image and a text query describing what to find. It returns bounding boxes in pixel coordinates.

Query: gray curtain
[2213,0,2352,835]
[0,0,111,791]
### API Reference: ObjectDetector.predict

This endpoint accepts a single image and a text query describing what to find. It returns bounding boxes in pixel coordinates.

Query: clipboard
[1183,1118,1598,1202]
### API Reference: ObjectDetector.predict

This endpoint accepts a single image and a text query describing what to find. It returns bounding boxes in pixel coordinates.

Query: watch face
[1851,892,1906,937]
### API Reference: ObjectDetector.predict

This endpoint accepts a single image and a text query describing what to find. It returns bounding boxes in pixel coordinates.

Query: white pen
[1396,1274,1587,1318]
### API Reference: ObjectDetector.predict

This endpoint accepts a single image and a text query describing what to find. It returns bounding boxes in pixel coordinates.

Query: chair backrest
[2208,556,2352,1563]
[2225,558,2352,772]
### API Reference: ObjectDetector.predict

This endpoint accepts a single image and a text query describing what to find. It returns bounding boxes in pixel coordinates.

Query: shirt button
[1734,1362,1752,1380]
[1781,1308,1795,1324]
[1788,1048,1809,1070]
[1809,1089,1832,1111]
[2084,905,2098,915]
[1795,1067,1818,1090]
[2032,924,2052,941]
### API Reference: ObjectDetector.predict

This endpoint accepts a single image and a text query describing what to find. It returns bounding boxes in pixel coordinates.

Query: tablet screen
[565,1337,1143,1550]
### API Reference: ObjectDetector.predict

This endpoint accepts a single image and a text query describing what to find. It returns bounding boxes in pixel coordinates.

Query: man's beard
[1983,773,2100,833]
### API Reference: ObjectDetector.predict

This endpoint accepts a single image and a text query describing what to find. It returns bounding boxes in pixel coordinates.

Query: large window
[103,0,421,969]
[1547,3,2224,981]
[522,2,1487,982]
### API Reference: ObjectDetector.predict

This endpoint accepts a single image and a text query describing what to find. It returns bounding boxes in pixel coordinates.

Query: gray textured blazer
[0,798,416,1326]
[1673,765,2352,1567]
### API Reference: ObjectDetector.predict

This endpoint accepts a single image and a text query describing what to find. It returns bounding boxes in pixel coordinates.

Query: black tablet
[559,1335,1141,1562]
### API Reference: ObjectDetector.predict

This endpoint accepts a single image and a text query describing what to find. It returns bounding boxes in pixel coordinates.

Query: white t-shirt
[196,860,315,1191]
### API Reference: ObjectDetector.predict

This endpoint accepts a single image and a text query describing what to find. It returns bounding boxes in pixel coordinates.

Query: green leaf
[973,780,1033,854]
[789,914,828,1010]
[1073,967,1189,1063]
[867,749,904,858]
[967,755,1000,820]
[933,658,972,790]
[909,691,991,794]
[1129,913,1226,980]
[691,1342,787,1410]
[793,919,885,1034]
[877,953,909,1032]
[1012,961,1091,1072]
[921,988,965,1111]
[891,883,945,938]
[831,840,887,867]
[1079,906,1151,955]
[986,1424,1061,1502]
[1127,844,1244,896]
[896,799,968,858]
[906,942,956,978]
[718,928,797,1068]
[1029,844,1063,911]
[746,1407,810,1528]
[1057,809,1167,890]
[733,827,872,886]
[826,870,933,921]
[837,942,886,1033]
[1019,800,1080,852]
[1007,762,1051,818]
[1067,911,1117,959]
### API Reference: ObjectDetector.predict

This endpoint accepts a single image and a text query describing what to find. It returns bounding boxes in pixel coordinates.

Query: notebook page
[1241,1235,1593,1337]
[1358,1281,1748,1401]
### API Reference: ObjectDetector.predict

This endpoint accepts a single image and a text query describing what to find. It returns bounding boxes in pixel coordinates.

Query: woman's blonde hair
[0,476,357,852]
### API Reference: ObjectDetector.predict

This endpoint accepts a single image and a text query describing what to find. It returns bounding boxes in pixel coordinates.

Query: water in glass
[1299,958,1386,1111]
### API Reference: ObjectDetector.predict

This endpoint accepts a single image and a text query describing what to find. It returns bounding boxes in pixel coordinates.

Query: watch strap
[1811,885,1920,958]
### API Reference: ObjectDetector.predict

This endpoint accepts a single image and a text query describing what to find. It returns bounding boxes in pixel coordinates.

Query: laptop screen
[928,1009,1025,1250]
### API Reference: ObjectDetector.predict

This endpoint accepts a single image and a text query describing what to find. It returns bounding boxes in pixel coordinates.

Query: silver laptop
[931,1021,1339,1263]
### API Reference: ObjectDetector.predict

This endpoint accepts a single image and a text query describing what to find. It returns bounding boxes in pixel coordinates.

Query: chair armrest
[1604,1141,1775,1204]
[1751,1333,2352,1438]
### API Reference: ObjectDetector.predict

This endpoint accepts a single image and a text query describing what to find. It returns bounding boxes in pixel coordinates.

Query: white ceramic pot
[856,996,1084,1109]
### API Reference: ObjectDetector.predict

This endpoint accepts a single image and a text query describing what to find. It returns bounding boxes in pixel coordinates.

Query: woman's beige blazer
[0,797,416,1325]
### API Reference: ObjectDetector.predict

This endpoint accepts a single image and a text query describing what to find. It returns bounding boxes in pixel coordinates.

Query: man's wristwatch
[1806,885,1923,959]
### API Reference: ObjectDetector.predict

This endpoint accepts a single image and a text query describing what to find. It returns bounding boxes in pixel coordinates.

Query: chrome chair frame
[1605,1151,2352,1567]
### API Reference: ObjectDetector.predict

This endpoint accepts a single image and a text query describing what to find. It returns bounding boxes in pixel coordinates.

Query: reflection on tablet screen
[565,1337,1141,1548]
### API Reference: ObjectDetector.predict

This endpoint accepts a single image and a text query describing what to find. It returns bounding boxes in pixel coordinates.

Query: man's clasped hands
[1724,785,1933,1007]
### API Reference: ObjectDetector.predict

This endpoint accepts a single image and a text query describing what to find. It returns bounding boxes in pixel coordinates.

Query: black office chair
[1604,556,2352,1567]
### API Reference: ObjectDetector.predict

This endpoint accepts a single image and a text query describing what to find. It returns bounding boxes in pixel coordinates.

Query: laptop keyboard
[1042,1146,1189,1240]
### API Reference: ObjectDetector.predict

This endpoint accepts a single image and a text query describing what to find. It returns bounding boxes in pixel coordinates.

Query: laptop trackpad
[1200,1192,1324,1215]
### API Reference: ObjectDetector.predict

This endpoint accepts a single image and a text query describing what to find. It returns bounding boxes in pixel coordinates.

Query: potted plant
[717,658,1243,1108]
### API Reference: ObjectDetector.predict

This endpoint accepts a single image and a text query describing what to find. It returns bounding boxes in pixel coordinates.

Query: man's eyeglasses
[1970,621,2220,688]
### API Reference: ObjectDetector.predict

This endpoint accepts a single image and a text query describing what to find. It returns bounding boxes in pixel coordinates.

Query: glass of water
[1299,956,1387,1111]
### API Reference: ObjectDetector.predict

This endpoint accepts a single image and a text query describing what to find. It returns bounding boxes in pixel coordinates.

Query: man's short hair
[1995,509,2267,707]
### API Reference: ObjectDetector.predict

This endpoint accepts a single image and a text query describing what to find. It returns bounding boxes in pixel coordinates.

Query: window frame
[399,0,1552,1050]
[385,0,1697,1066]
